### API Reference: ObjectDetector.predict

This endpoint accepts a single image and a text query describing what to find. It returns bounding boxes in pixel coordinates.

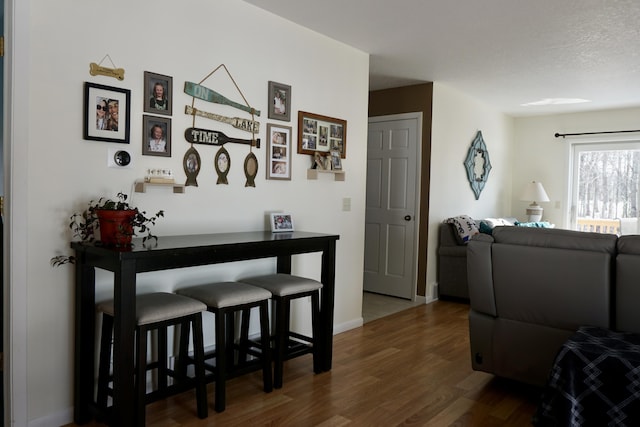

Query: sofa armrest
[616,236,640,333]
[467,234,496,316]
[439,223,462,247]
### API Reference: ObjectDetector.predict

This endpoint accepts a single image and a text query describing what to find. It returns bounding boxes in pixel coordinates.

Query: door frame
[6,0,30,425]
[366,112,422,300]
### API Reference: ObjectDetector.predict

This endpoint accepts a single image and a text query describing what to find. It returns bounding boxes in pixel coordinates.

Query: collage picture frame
[266,123,292,180]
[297,111,347,159]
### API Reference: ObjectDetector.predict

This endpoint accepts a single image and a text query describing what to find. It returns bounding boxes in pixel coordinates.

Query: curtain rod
[555,129,640,138]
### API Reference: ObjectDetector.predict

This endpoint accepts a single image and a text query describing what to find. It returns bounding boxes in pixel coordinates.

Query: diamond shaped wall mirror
[464,131,492,200]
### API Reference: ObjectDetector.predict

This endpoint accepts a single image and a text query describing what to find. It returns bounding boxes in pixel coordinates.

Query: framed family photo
[266,123,292,180]
[142,115,171,157]
[83,82,131,144]
[297,111,347,158]
[330,150,342,170]
[268,81,291,121]
[270,213,294,232]
[144,71,173,115]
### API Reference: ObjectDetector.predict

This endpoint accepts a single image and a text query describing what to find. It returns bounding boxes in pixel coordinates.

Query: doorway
[363,113,421,300]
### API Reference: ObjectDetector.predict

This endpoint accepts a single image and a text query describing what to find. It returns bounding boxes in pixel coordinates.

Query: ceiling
[243,0,640,117]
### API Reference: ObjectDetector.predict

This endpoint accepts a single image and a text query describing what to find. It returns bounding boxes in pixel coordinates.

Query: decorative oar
[185,105,259,133]
[184,127,260,148]
[184,81,260,116]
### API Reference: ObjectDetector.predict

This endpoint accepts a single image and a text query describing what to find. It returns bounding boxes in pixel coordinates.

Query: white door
[364,113,420,299]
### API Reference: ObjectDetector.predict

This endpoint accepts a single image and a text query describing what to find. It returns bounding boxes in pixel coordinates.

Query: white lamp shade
[520,181,550,203]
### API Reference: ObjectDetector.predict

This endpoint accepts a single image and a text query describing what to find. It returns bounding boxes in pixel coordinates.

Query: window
[570,141,640,235]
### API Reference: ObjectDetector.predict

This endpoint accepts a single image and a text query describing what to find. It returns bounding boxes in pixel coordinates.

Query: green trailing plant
[50,192,164,266]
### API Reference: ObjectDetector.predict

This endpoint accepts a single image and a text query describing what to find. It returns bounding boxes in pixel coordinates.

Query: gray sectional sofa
[467,226,640,386]
[437,223,470,299]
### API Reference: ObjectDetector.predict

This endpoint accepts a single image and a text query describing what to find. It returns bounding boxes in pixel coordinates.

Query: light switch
[342,198,351,212]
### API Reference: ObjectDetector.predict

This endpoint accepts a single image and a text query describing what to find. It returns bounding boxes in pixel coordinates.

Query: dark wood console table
[72,231,339,426]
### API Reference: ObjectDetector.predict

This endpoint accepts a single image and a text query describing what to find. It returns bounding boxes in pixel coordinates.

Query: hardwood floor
[66,300,542,426]
[362,291,423,323]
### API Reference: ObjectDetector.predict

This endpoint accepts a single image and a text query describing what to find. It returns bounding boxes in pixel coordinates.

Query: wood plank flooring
[65,300,542,426]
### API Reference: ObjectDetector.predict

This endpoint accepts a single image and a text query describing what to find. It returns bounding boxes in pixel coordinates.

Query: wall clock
[464,130,492,200]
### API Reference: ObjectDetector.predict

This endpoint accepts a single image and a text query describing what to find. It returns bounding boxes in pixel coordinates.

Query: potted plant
[51,192,164,266]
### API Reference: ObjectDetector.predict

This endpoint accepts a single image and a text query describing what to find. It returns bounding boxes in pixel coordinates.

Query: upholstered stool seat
[239,273,322,388]
[176,281,273,412]
[97,292,208,426]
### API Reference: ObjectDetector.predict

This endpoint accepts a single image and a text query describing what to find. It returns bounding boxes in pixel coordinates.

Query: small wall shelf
[307,169,345,181]
[134,180,185,194]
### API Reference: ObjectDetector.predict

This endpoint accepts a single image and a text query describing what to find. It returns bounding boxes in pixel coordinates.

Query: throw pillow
[445,215,479,243]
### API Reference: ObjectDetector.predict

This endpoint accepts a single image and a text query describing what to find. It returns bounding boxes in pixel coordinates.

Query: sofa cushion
[492,226,617,253]
[445,215,478,244]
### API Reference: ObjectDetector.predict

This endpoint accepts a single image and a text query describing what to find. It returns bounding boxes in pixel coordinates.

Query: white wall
[427,83,514,297]
[11,0,369,424]
[513,107,640,228]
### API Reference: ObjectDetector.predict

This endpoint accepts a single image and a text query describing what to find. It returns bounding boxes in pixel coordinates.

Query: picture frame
[270,213,294,232]
[144,71,173,116]
[268,81,291,121]
[142,115,171,157]
[330,150,342,170]
[297,111,347,158]
[84,82,131,144]
[266,123,292,180]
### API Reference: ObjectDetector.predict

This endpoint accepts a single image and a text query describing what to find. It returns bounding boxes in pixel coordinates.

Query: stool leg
[238,308,251,364]
[214,309,227,412]
[259,300,273,393]
[225,311,236,368]
[136,326,148,426]
[175,319,190,378]
[192,314,208,419]
[158,325,168,391]
[273,297,289,389]
[311,291,322,374]
[97,314,114,408]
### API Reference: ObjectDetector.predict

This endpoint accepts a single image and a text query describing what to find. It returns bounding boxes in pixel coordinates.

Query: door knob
[404,215,411,221]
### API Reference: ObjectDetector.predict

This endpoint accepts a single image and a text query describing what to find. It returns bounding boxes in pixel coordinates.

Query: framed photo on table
[266,123,292,180]
[84,82,131,144]
[268,81,291,121]
[142,115,171,157]
[144,71,173,115]
[297,111,346,158]
[270,213,294,232]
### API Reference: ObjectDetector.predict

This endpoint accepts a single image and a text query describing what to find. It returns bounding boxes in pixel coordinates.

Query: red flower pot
[96,209,137,247]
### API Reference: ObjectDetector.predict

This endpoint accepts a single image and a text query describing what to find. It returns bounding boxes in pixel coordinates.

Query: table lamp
[521,181,550,222]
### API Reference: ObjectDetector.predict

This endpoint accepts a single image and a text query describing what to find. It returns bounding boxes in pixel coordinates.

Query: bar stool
[176,281,273,412]
[239,273,322,389]
[96,292,208,426]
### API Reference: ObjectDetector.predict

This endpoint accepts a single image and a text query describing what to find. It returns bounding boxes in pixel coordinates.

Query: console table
[72,231,339,426]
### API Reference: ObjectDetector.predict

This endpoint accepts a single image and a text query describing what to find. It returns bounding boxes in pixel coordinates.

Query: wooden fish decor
[215,146,231,185]
[185,105,259,133]
[183,146,201,187]
[184,81,260,116]
[184,127,260,148]
[244,152,258,187]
